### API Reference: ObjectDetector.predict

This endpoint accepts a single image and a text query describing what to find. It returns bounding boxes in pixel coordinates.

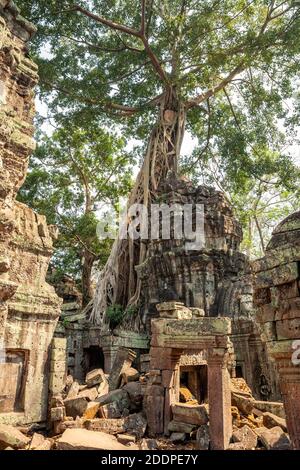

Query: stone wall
[0,1,61,425]
[253,211,300,449]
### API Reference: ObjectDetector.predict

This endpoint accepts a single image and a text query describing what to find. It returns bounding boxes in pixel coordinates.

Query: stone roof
[266,210,300,251]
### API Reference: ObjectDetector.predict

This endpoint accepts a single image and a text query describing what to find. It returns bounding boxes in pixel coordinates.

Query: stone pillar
[102,345,119,374]
[208,348,232,450]
[49,337,67,396]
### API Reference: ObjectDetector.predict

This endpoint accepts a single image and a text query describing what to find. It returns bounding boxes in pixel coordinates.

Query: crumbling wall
[0,1,61,425]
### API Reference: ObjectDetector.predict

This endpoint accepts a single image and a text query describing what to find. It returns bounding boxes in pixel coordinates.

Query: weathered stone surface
[66,381,80,399]
[262,412,287,432]
[171,403,209,426]
[232,392,254,415]
[0,424,30,449]
[97,389,130,410]
[117,433,136,445]
[35,439,52,451]
[140,438,158,450]
[64,397,88,418]
[170,432,186,443]
[195,424,210,450]
[82,402,100,420]
[84,418,125,435]
[50,406,66,422]
[99,402,122,419]
[260,426,291,450]
[168,420,195,434]
[29,433,45,450]
[109,348,137,391]
[232,425,257,450]
[86,369,106,388]
[56,428,136,450]
[121,367,140,384]
[78,387,98,402]
[123,382,144,410]
[124,413,147,438]
[253,401,285,419]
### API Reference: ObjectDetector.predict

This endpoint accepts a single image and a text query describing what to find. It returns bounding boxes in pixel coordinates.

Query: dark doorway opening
[180,364,208,404]
[83,346,104,375]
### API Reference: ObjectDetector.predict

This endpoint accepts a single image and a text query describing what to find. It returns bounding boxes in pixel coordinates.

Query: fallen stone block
[122,367,140,384]
[84,418,125,435]
[232,425,257,450]
[123,382,144,410]
[86,369,106,388]
[98,380,109,398]
[171,403,209,426]
[97,389,130,410]
[83,401,100,420]
[170,432,186,443]
[64,397,88,418]
[66,381,80,399]
[78,387,98,402]
[99,402,122,419]
[124,412,147,438]
[51,406,66,422]
[168,420,195,434]
[140,438,158,450]
[262,412,287,432]
[196,424,210,450]
[0,424,30,450]
[51,395,64,408]
[117,434,136,445]
[232,392,254,415]
[253,401,285,419]
[56,428,137,450]
[29,433,46,450]
[260,426,291,450]
[109,348,137,391]
[35,439,52,451]
[228,442,247,450]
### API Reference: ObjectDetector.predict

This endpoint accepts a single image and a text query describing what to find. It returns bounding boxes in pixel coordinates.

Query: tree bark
[91,88,186,327]
[82,248,96,307]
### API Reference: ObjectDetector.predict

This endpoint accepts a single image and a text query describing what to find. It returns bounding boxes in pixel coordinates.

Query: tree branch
[186,64,244,108]
[70,4,141,37]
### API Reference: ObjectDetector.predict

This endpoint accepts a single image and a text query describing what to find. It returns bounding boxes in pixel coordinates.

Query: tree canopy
[16,0,300,321]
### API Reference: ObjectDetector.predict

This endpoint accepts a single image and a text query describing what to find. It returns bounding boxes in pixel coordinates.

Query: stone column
[268,342,300,450]
[108,347,136,390]
[102,345,119,374]
[207,347,232,450]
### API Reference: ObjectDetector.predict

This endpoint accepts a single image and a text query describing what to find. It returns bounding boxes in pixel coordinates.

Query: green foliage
[16,1,300,257]
[18,121,134,295]
[106,304,125,329]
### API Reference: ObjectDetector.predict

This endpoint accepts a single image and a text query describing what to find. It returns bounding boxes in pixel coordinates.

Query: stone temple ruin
[0,1,300,451]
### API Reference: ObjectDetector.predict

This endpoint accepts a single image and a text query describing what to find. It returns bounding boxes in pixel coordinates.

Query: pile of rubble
[229,378,290,450]
[0,366,291,451]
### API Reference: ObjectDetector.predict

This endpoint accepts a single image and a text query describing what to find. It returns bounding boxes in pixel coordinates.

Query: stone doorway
[0,349,28,413]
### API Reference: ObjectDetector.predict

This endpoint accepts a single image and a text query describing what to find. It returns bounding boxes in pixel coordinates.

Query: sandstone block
[64,397,88,418]
[0,424,30,450]
[117,433,136,445]
[124,412,147,438]
[171,403,209,426]
[84,418,125,435]
[29,433,45,450]
[196,424,210,450]
[168,420,195,434]
[260,426,291,450]
[56,428,136,450]
[232,425,257,450]
[50,406,65,422]
[83,402,100,420]
[262,412,287,432]
[86,368,106,388]
[78,387,98,402]
[66,381,80,399]
[121,367,140,384]
[140,438,159,450]
[170,432,186,443]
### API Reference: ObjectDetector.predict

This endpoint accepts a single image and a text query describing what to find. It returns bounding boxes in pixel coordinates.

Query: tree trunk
[91,88,186,327]
[82,248,96,307]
